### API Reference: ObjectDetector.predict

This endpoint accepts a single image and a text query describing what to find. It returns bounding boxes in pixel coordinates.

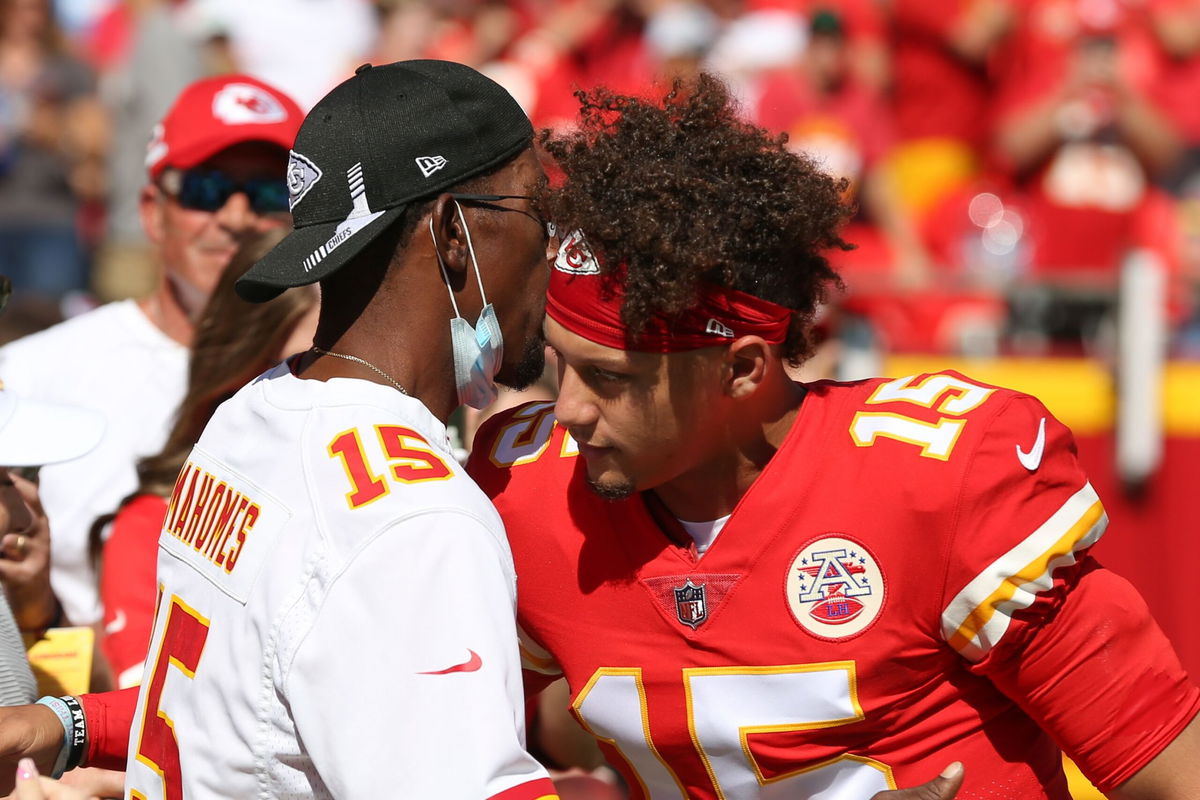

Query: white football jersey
[122,363,552,799]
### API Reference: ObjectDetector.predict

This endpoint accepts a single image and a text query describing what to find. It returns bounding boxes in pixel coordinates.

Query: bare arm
[1108,713,1200,800]
[0,704,69,795]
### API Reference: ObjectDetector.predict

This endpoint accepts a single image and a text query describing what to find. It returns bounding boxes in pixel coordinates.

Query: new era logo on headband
[705,319,735,338]
[416,155,447,178]
[555,230,600,275]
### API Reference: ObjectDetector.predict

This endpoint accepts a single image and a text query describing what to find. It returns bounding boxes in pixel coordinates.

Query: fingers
[0,534,28,561]
[13,759,43,800]
[12,760,96,800]
[8,477,43,519]
[871,762,965,800]
[0,531,36,566]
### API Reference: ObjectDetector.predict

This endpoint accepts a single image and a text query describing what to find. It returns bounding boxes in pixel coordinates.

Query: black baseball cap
[236,60,534,302]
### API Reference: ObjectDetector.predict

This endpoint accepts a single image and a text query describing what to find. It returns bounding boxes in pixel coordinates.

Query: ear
[139,184,166,245]
[724,336,771,399]
[428,194,471,279]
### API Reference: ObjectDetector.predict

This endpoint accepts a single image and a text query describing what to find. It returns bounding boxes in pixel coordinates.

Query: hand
[57,768,122,799]
[11,759,97,800]
[0,705,70,797]
[0,475,59,631]
[870,762,964,800]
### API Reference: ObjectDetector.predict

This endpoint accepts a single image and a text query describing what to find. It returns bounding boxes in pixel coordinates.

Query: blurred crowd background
[4,0,1200,362]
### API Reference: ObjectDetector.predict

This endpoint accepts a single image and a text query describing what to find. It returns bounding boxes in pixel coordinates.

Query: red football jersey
[468,371,1200,800]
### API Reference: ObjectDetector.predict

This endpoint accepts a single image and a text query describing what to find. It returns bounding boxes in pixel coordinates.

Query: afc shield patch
[674,579,708,630]
[786,534,885,640]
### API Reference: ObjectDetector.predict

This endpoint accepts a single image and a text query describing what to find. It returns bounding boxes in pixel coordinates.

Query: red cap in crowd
[145,74,303,180]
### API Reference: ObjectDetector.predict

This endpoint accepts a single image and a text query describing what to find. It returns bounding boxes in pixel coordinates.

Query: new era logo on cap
[416,155,447,178]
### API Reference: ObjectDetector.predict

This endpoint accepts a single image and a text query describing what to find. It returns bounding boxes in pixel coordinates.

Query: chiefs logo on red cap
[212,84,289,126]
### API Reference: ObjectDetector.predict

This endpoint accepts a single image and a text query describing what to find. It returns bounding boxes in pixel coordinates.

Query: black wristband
[59,695,87,771]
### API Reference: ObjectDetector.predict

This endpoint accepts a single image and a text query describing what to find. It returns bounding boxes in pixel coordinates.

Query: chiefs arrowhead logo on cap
[212,83,289,126]
[286,150,322,210]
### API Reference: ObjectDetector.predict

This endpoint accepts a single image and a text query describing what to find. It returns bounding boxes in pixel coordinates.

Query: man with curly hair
[467,75,1200,799]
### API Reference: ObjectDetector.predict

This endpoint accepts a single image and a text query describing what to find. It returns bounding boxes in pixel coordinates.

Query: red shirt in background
[1145,0,1200,145]
[989,0,1175,276]
[100,494,167,689]
[889,0,995,147]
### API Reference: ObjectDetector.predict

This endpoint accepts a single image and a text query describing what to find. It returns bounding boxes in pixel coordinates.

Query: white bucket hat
[0,388,105,467]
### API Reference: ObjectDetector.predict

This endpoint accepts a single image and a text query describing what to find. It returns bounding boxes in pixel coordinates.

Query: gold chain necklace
[312,347,409,396]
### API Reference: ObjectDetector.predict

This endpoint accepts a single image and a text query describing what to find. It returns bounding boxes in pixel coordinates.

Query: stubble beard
[496,332,547,391]
[586,476,636,502]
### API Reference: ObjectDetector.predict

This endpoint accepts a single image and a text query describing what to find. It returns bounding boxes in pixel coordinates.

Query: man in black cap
[0,60,558,800]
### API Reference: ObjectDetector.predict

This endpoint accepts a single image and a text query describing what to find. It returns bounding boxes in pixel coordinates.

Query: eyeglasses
[450,194,557,241]
[160,169,290,215]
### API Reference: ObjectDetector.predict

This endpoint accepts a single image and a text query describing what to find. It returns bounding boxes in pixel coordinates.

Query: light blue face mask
[430,204,504,410]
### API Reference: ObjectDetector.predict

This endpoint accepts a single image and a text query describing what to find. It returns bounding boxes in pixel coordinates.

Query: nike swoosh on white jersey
[105,608,127,635]
[419,649,483,675]
[1016,417,1047,471]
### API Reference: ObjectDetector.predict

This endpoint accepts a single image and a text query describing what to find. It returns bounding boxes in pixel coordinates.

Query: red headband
[545,231,794,352]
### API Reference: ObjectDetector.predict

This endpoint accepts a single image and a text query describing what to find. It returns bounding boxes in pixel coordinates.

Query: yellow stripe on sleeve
[941,483,1108,661]
[517,623,562,676]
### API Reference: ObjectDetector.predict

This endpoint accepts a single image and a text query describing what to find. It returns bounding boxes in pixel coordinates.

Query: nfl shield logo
[674,579,708,629]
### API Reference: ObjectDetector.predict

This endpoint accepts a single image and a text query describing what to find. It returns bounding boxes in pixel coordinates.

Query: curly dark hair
[538,74,850,364]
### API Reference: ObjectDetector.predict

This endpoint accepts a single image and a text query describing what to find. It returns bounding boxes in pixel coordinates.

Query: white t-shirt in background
[0,300,187,624]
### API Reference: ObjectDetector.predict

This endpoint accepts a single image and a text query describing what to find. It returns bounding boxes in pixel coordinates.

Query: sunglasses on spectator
[160,169,290,215]
[450,194,557,241]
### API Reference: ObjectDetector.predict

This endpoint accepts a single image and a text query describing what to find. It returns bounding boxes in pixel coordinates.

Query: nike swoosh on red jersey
[419,649,483,675]
[1016,416,1047,471]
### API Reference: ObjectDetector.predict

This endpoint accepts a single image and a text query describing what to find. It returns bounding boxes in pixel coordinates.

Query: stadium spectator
[754,9,933,293]
[1144,0,1200,353]
[92,0,203,302]
[0,74,300,628]
[0,374,121,796]
[885,0,1013,217]
[0,0,106,301]
[987,0,1183,349]
[991,0,1181,278]
[95,230,317,689]
[0,380,103,705]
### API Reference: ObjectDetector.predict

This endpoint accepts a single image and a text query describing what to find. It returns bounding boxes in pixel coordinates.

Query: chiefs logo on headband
[555,230,601,275]
[546,231,793,353]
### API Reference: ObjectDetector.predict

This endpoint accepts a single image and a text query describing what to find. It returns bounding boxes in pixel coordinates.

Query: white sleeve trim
[941,482,1108,662]
[517,623,562,678]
